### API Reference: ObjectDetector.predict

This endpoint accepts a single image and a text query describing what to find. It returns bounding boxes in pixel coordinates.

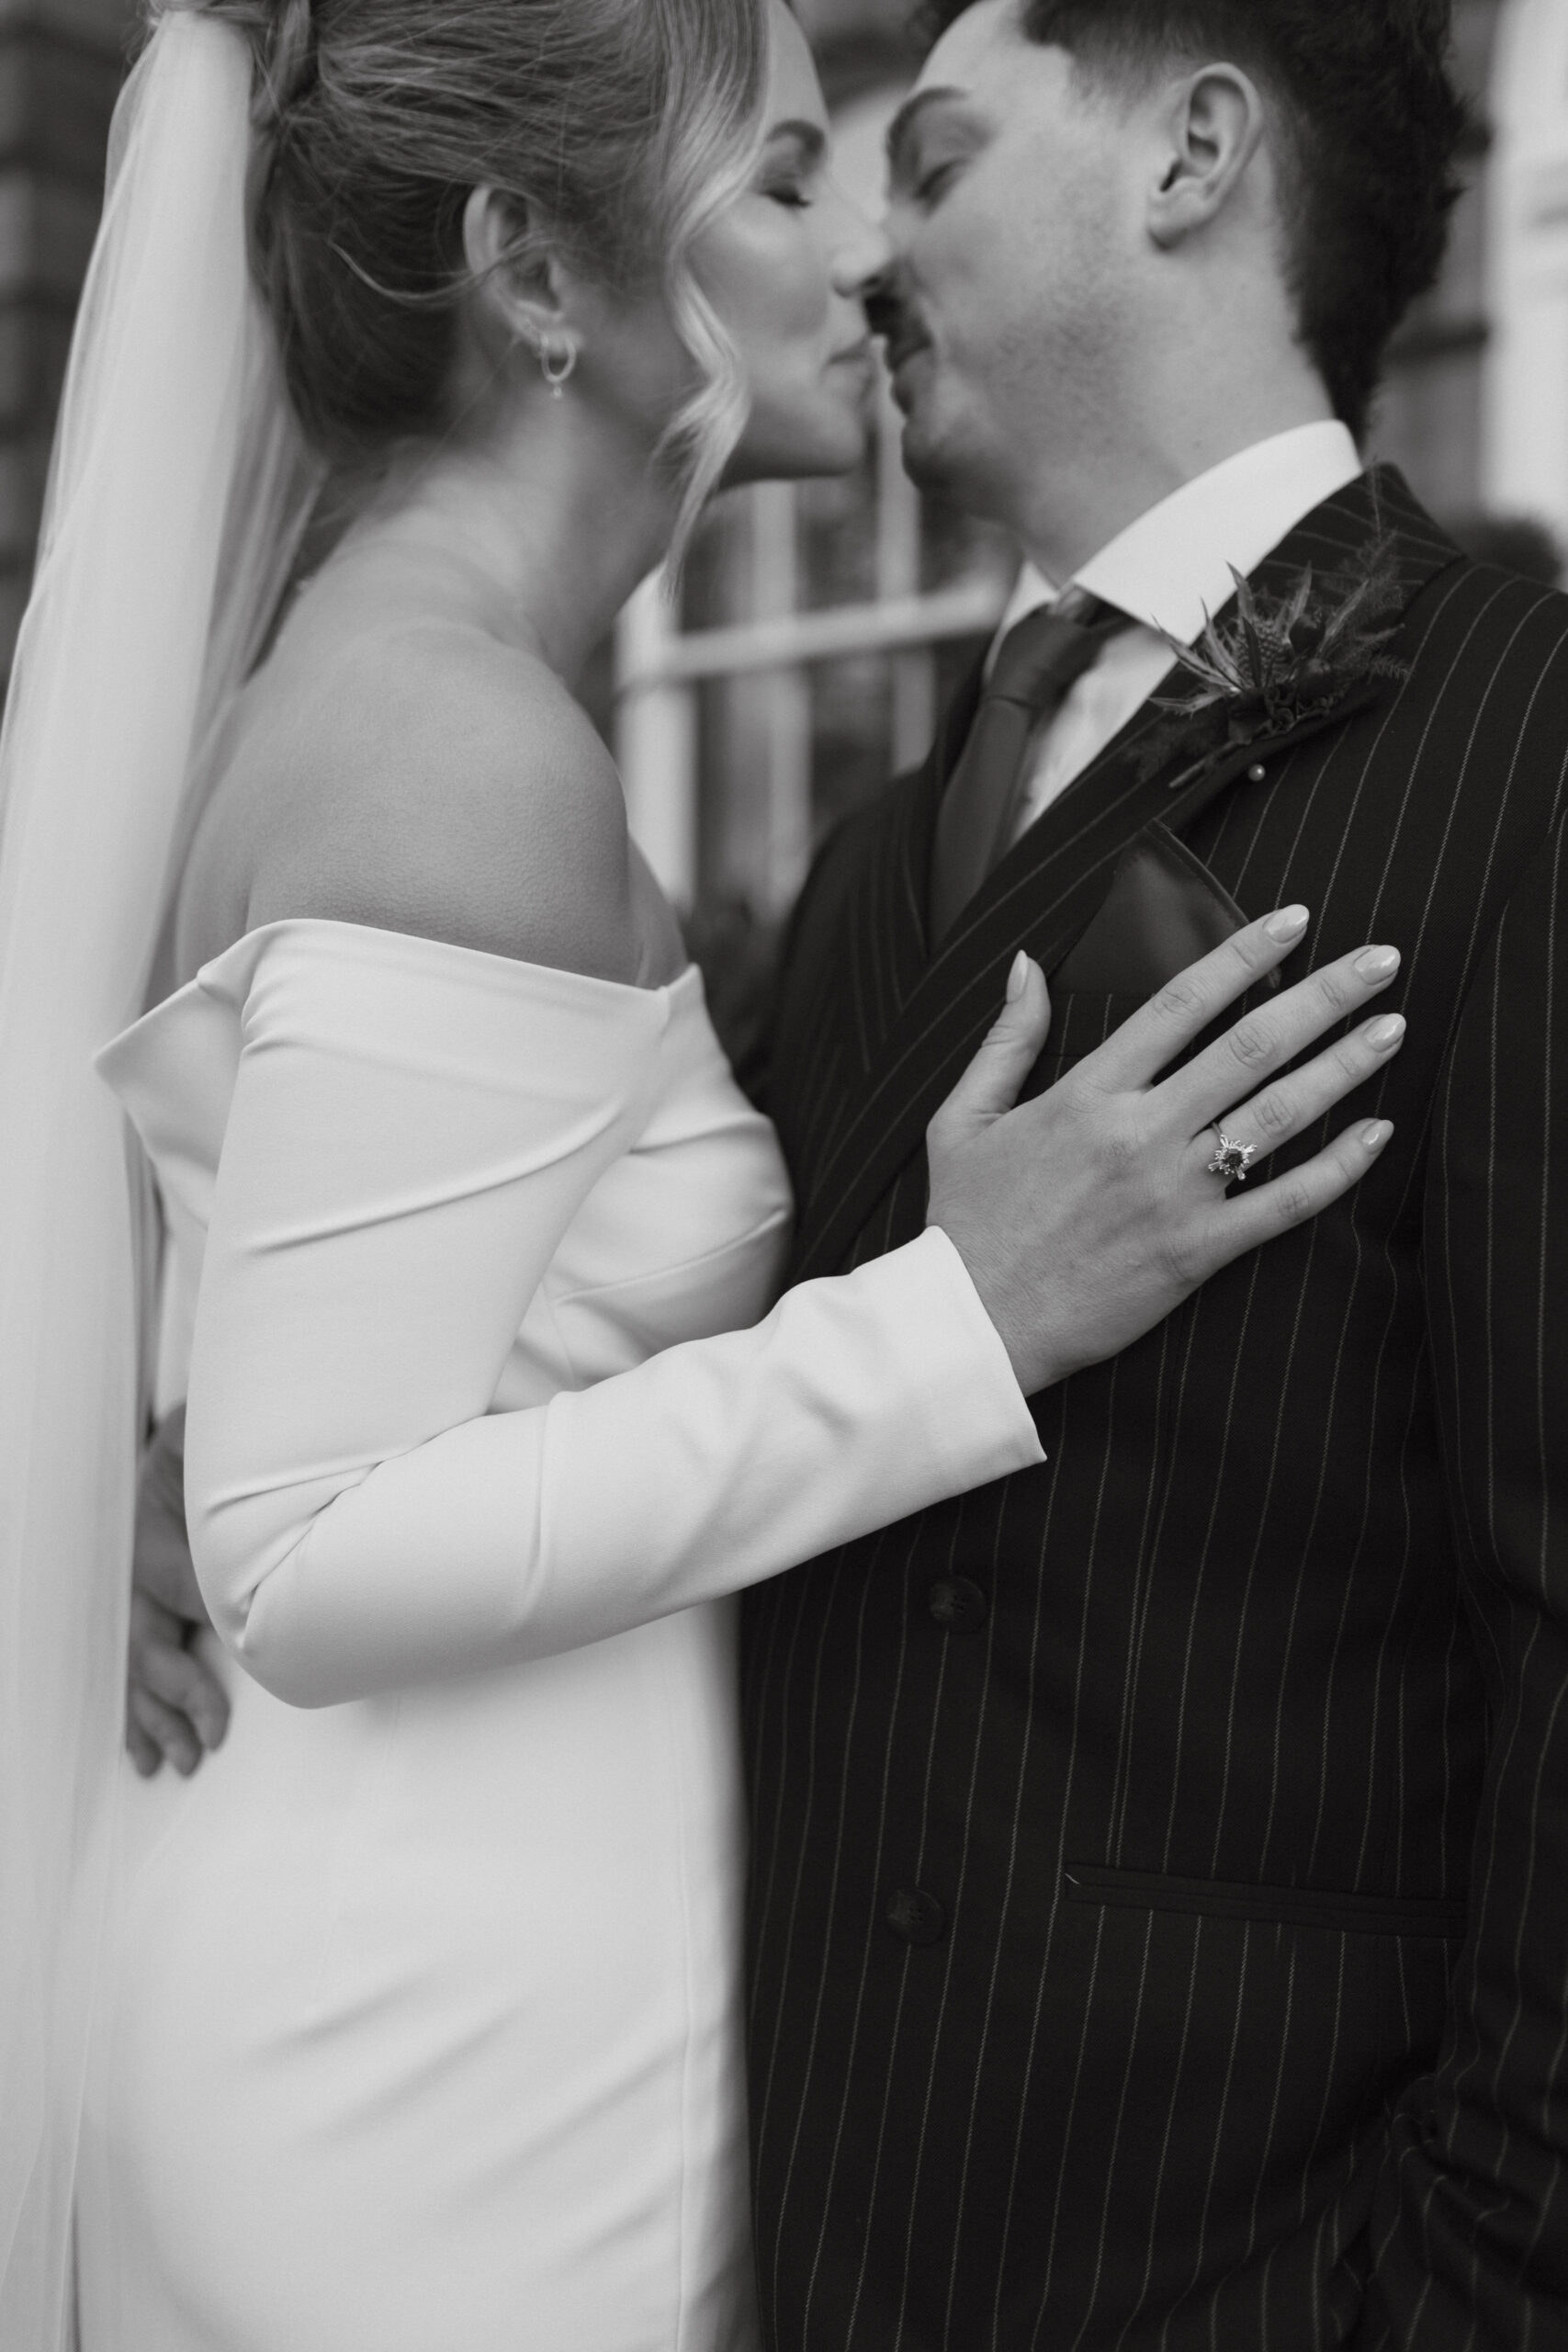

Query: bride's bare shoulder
[202,619,638,984]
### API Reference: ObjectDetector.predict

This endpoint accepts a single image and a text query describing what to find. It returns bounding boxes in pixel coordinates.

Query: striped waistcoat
[741,470,1568,2351]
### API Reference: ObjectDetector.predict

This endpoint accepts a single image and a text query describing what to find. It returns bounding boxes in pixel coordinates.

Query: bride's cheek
[716,213,826,355]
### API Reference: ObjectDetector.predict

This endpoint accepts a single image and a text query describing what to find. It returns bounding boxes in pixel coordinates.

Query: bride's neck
[321,402,680,687]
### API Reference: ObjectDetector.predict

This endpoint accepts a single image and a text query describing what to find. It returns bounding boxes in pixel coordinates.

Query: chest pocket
[1026,820,1277,1094]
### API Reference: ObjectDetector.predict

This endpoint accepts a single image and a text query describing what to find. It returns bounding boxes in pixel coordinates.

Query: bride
[0,1,1405,2346]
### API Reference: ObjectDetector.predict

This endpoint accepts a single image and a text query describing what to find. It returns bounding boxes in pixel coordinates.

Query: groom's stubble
[875,0,1321,578]
[874,6,1135,527]
[872,0,1464,581]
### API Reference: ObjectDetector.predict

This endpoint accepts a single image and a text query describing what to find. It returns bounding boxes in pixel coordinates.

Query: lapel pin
[1140,537,1410,795]
[1248,762,1267,782]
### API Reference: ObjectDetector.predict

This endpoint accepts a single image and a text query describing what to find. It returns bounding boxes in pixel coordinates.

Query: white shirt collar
[999,419,1364,649]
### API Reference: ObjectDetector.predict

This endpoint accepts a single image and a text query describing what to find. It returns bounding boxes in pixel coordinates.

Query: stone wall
[0,0,130,680]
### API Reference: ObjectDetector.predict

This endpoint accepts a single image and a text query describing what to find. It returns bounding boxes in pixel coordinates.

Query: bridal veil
[0,11,320,2340]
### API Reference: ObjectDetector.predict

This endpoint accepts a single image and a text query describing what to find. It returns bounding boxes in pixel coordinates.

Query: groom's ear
[1145,63,1269,252]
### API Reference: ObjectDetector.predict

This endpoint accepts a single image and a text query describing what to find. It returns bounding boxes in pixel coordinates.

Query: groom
[741,2,1568,2346]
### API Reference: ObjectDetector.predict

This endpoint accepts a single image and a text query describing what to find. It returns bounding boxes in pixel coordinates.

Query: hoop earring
[539,340,577,399]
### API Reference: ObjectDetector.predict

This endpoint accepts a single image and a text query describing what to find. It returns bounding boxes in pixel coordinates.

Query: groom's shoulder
[1392,549,1568,776]
[1400,547,1568,662]
[1305,472,1568,743]
[1314,547,1568,900]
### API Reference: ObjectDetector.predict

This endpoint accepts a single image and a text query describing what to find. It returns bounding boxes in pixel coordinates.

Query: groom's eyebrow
[886,88,973,185]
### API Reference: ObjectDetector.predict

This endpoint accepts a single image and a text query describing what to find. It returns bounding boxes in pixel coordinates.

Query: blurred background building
[0,0,125,668]
[4,0,1567,999]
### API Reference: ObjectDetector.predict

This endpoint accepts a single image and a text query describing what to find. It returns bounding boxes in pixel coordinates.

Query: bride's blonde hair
[148,0,770,550]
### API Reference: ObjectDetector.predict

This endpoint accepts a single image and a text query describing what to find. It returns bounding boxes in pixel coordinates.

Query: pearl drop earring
[539,340,577,399]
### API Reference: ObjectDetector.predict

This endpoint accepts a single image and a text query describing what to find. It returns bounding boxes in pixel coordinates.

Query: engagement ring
[1207,1127,1258,1184]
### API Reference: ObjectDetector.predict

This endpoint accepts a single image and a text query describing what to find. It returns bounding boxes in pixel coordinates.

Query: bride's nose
[829,187,893,300]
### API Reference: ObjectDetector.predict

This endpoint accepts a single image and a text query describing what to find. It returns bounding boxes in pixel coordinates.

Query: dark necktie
[929,586,1131,944]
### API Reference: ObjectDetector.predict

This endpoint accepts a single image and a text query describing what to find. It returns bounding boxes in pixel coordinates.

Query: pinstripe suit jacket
[741,469,1568,2350]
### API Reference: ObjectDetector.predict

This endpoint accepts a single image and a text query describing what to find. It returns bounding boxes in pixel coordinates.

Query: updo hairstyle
[146,0,771,536]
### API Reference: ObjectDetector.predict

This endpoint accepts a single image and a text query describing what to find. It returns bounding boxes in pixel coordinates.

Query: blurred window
[1483,0,1568,548]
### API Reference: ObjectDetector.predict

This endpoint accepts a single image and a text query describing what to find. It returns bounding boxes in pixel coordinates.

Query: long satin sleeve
[179,928,1044,1706]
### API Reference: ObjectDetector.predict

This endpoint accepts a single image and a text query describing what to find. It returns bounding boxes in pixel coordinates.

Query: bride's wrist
[927,1212,1055,1397]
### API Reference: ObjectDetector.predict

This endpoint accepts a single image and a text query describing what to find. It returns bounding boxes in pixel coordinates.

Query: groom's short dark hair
[919,1,1468,440]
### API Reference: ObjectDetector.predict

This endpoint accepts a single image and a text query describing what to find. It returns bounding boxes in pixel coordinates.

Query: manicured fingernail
[1367,1014,1405,1050]
[1266,905,1310,943]
[1362,1120,1393,1151]
[1006,950,1029,1004]
[1356,945,1401,982]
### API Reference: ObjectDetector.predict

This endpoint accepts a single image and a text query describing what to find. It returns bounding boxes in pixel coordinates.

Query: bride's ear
[461,184,575,368]
[1146,64,1269,252]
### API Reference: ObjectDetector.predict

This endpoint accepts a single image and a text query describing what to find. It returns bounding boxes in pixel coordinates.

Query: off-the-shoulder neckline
[99,919,701,1077]
[175,915,697,1011]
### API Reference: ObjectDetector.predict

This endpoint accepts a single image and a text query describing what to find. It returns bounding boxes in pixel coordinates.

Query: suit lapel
[789,467,1460,1283]
[789,689,1197,1281]
[765,656,983,1210]
[842,650,983,1065]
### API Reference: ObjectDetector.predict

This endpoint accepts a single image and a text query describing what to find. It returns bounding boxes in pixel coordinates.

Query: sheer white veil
[0,10,321,2341]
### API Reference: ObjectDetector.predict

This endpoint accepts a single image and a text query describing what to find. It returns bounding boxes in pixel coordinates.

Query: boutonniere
[1134,531,1411,795]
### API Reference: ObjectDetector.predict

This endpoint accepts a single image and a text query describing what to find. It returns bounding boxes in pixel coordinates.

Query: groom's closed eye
[886,90,988,208]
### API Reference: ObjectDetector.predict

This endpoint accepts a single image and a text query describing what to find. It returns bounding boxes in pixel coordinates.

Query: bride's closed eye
[756,122,826,210]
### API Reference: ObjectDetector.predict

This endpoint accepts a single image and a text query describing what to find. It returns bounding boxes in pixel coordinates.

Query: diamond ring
[1207,1126,1258,1184]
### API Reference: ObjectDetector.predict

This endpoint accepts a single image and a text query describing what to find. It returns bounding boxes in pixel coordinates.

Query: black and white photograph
[0,0,1565,2345]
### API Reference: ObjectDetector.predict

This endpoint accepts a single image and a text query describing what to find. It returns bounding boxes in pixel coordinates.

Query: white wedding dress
[77,918,1040,2352]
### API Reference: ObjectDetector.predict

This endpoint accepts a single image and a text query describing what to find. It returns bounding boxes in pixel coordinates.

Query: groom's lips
[883,333,932,406]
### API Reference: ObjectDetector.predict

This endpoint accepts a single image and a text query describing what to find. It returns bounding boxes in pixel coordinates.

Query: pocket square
[1050,822,1280,997]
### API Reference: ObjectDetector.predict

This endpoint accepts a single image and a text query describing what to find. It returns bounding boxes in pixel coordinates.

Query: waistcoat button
[928,1576,988,1634]
[885,1887,947,1947]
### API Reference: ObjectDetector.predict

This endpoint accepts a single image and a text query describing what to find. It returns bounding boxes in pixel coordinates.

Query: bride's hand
[125,1405,230,1778]
[926,907,1404,1397]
